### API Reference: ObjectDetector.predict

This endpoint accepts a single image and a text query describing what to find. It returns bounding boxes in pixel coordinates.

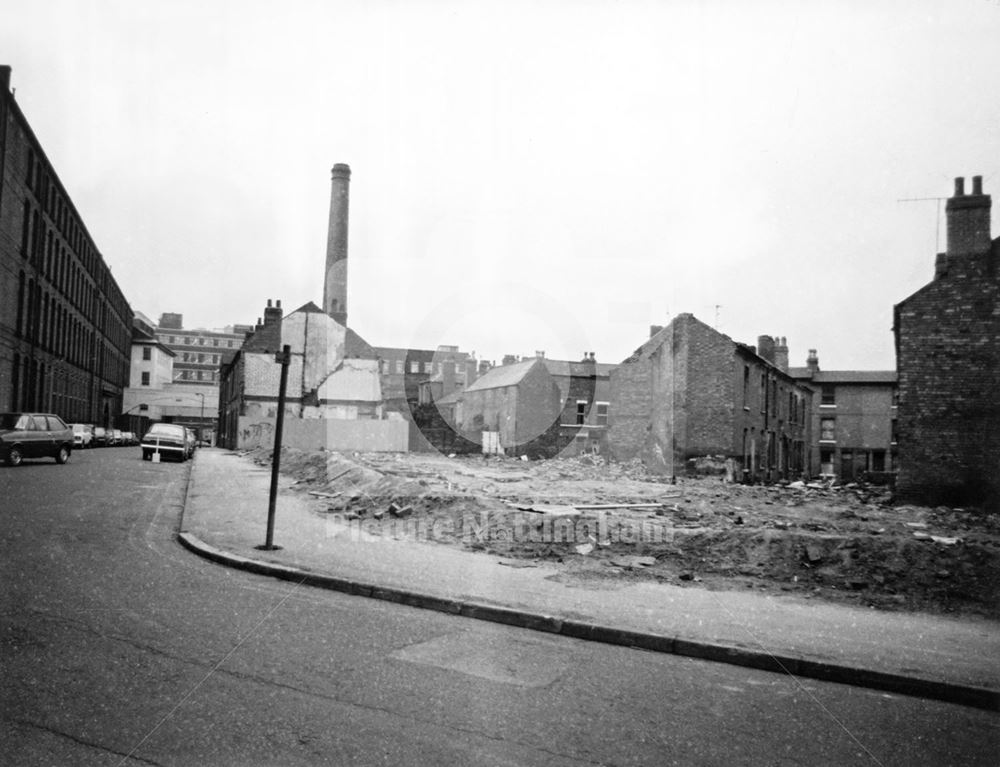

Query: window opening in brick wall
[821,384,835,405]
[871,450,886,473]
[820,448,834,476]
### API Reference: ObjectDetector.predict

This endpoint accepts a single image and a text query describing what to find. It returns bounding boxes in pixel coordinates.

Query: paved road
[1,448,996,766]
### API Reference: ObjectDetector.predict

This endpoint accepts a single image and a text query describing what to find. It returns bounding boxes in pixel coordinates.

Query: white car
[71,423,94,449]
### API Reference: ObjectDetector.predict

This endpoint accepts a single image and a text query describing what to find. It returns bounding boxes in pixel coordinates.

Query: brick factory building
[609,314,812,480]
[0,66,132,425]
[893,176,1000,510]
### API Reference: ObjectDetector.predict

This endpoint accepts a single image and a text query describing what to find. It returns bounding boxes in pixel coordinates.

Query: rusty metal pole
[262,344,291,550]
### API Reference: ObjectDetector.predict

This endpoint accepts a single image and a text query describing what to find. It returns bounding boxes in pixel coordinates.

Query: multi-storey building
[217,299,406,451]
[0,66,132,426]
[375,344,479,413]
[154,312,253,386]
[894,176,1000,510]
[609,314,812,480]
[120,313,220,442]
[791,350,897,482]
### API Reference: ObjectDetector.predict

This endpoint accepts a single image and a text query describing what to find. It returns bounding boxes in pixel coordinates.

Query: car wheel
[142,450,150,461]
[6,446,23,467]
[55,446,70,464]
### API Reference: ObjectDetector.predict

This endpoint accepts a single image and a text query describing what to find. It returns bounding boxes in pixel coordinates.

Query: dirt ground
[242,447,1000,619]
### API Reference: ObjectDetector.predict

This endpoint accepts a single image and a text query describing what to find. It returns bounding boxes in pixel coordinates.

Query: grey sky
[3,0,998,370]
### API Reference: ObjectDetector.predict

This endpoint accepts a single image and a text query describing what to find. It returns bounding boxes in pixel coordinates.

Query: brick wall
[895,244,1000,509]
[609,314,811,479]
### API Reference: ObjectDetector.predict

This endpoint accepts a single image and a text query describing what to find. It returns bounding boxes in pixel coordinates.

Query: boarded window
[820,418,835,441]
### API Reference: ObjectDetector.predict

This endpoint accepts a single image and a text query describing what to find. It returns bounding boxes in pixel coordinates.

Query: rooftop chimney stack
[263,298,283,327]
[774,336,789,373]
[757,335,776,364]
[323,163,351,326]
[946,174,992,257]
[806,349,819,374]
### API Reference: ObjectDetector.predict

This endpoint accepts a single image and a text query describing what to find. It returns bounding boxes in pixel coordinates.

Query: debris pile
[248,447,1000,618]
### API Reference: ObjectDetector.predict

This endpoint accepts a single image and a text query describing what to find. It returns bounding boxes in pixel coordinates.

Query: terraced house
[609,314,812,481]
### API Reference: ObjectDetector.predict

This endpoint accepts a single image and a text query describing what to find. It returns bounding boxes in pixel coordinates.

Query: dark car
[140,423,189,462]
[92,426,110,447]
[0,412,74,466]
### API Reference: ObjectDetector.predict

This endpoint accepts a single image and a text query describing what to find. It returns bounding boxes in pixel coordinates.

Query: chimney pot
[946,174,991,256]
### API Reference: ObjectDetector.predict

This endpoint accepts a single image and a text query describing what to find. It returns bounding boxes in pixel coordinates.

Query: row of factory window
[158,334,238,348]
[25,149,115,298]
[139,370,217,385]
[381,359,470,376]
[141,347,223,366]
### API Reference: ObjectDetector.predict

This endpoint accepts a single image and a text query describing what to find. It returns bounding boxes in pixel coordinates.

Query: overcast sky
[3,1,998,370]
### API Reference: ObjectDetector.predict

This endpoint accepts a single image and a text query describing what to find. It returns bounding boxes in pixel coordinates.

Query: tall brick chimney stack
[323,163,351,326]
[946,175,992,257]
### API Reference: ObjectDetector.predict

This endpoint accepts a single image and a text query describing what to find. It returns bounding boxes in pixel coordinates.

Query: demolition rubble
[243,448,1000,619]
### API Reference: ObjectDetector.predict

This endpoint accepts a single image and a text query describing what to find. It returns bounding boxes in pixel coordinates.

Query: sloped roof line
[463,357,543,392]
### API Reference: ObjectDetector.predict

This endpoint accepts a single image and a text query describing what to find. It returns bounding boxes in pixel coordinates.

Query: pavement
[178,448,1000,711]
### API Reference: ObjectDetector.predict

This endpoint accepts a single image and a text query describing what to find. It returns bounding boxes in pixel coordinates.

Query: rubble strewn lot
[243,448,1000,618]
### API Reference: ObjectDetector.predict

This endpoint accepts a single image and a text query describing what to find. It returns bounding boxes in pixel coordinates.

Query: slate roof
[463,357,543,393]
[790,368,896,384]
[240,301,376,359]
[542,359,617,377]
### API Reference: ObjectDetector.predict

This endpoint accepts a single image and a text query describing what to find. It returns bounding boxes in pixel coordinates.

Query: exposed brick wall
[609,314,812,479]
[608,355,653,462]
[895,243,1000,509]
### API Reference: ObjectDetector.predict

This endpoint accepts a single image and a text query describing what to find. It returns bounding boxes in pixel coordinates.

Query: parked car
[122,431,137,446]
[140,423,189,462]
[0,413,74,466]
[92,426,109,447]
[71,423,94,449]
